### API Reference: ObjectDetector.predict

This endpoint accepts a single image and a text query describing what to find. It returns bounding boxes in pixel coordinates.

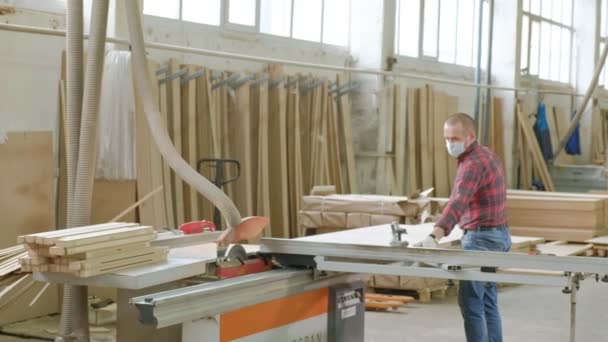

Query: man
[415,113,511,342]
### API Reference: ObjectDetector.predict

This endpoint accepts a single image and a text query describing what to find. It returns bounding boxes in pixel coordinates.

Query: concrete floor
[366,280,608,341]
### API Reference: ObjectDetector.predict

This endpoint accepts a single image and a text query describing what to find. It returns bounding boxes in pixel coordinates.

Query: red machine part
[179,220,216,235]
[216,257,272,279]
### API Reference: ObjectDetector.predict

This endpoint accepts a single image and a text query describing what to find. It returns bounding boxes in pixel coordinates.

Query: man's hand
[414,235,439,248]
[413,226,446,248]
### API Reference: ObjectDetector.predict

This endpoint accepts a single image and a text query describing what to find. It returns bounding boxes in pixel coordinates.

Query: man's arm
[434,163,483,237]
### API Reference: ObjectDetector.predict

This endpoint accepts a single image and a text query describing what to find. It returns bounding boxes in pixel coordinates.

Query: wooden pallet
[369,285,450,303]
[364,293,414,311]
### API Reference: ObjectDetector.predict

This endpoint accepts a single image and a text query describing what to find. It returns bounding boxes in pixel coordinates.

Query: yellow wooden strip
[159,74,176,227]
[169,59,185,225]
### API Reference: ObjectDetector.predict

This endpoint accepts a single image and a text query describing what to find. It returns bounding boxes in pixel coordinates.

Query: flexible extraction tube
[124,1,243,229]
[58,0,110,341]
[57,0,85,340]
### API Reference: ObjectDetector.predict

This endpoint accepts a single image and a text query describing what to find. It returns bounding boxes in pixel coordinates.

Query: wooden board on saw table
[536,242,594,256]
[296,223,463,247]
[509,227,599,243]
[585,235,608,245]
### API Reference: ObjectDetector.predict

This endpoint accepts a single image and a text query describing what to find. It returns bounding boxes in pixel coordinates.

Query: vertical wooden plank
[256,79,271,236]
[299,76,312,193]
[338,78,359,193]
[146,61,167,228]
[158,70,175,228]
[169,59,185,225]
[393,85,406,196]
[133,61,154,226]
[492,97,506,165]
[375,87,389,194]
[310,84,325,187]
[446,96,459,187]
[231,79,254,216]
[267,66,290,237]
[406,88,419,193]
[196,69,216,222]
[286,77,303,236]
[419,86,433,190]
[433,91,449,197]
[182,65,199,221]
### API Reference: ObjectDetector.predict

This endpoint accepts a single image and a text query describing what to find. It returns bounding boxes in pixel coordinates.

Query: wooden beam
[159,71,176,227]
[394,84,406,196]
[267,65,290,238]
[169,59,185,225]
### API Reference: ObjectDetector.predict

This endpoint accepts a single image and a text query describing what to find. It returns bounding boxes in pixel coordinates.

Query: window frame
[394,0,484,73]
[597,0,608,89]
[142,0,350,49]
[519,0,574,85]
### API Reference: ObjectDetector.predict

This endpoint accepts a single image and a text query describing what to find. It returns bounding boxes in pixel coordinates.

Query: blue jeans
[459,227,512,342]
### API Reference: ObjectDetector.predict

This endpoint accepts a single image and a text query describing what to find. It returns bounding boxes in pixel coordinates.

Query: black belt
[465,224,508,232]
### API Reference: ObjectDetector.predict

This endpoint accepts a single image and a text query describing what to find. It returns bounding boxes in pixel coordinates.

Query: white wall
[0,4,65,133]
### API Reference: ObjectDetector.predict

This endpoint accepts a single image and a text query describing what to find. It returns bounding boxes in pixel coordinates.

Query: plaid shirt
[436,141,507,235]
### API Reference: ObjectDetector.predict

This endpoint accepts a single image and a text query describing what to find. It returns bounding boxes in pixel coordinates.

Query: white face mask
[446,141,466,158]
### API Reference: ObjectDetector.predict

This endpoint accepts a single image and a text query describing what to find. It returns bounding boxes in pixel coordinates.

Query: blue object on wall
[533,103,553,161]
[565,110,581,155]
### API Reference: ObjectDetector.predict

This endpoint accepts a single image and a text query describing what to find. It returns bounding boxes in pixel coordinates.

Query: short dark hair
[445,112,476,133]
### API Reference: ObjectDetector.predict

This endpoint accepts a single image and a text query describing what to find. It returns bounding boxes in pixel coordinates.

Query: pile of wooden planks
[17,223,167,277]
[134,60,357,238]
[507,190,608,242]
[298,194,432,235]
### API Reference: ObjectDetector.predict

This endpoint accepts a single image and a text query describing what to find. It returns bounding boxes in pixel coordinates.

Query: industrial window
[599,0,608,86]
[261,0,350,46]
[144,0,222,26]
[520,0,573,84]
[394,0,488,68]
[144,0,349,47]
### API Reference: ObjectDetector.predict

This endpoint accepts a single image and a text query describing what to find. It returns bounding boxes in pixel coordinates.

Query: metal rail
[260,238,608,274]
[130,269,362,328]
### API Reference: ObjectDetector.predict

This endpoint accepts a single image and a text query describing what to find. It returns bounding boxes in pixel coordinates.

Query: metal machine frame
[131,237,608,342]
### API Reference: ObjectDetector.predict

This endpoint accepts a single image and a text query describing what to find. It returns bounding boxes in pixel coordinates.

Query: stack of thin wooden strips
[507,190,608,242]
[17,223,167,277]
[134,60,358,238]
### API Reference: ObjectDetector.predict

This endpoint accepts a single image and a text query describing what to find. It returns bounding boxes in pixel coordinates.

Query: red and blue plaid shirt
[436,141,507,235]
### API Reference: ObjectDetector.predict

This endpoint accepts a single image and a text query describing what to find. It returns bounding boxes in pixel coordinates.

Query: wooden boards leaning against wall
[131,61,358,238]
[401,85,459,198]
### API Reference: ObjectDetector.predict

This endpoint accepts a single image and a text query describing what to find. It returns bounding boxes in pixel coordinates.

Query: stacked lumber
[585,235,608,257]
[131,60,357,238]
[299,194,432,235]
[507,190,608,242]
[17,223,167,277]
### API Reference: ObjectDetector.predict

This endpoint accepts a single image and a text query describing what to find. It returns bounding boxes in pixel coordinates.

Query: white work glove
[414,235,439,248]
